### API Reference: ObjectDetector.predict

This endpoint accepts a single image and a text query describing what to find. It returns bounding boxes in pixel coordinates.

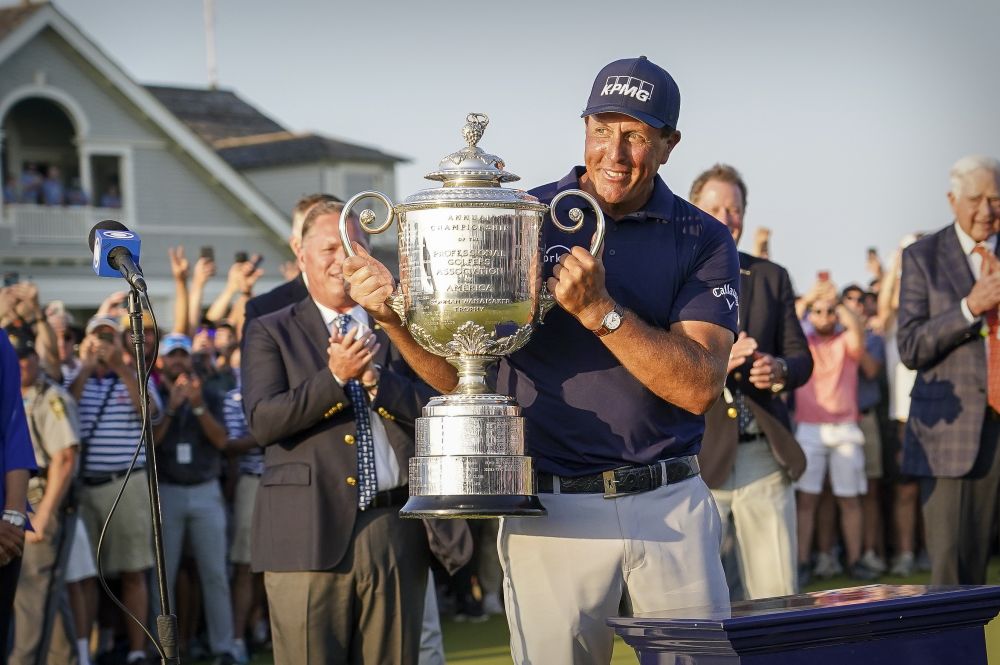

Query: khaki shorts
[229,474,260,565]
[79,470,154,574]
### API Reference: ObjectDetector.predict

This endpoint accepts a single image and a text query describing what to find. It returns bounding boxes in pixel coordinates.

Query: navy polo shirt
[497,167,740,477]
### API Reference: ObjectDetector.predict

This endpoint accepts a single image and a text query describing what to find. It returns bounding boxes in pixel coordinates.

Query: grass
[224,559,1000,664]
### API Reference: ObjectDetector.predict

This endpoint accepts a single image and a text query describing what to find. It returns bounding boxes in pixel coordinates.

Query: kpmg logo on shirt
[601,76,654,103]
[713,283,739,310]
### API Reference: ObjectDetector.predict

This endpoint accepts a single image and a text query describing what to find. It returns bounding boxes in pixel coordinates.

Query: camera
[200,246,215,261]
[96,331,115,344]
[3,271,18,287]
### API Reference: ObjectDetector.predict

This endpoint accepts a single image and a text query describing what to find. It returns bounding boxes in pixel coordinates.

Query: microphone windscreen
[88,219,130,252]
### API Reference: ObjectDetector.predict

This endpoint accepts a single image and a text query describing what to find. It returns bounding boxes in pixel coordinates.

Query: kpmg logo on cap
[601,76,654,103]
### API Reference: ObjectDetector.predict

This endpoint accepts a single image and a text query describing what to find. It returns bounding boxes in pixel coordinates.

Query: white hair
[949,155,1000,196]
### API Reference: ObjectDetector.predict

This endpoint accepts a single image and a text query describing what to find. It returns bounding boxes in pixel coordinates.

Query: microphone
[89,220,147,292]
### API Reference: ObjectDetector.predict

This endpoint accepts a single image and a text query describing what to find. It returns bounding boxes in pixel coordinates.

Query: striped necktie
[337,314,378,509]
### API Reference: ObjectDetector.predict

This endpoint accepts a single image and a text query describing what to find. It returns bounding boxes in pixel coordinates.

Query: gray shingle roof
[145,84,407,169]
[0,2,43,42]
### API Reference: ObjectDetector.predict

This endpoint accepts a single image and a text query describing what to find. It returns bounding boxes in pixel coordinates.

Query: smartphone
[234,251,249,263]
[250,254,265,270]
[3,271,18,287]
[817,270,830,282]
[200,246,215,261]
[867,247,878,258]
[96,331,115,344]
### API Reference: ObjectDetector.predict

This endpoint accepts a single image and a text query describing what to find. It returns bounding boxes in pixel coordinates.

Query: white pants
[711,438,798,599]
[498,475,727,665]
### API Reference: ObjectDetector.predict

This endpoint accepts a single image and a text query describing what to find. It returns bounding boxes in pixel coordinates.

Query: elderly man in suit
[242,200,434,664]
[898,154,1000,585]
[691,164,812,599]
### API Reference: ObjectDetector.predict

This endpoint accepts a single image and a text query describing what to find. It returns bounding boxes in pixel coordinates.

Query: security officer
[9,329,81,665]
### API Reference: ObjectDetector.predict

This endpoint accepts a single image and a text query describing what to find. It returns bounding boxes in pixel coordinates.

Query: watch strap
[595,303,625,338]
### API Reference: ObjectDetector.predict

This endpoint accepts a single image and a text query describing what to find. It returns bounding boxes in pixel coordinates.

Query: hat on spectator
[581,55,681,130]
[85,314,124,335]
[160,333,192,356]
[5,326,35,358]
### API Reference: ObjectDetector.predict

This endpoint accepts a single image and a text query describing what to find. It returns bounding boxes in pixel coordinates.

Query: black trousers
[0,557,24,665]
[920,415,1000,585]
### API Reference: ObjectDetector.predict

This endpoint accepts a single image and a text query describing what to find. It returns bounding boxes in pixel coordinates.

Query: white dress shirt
[313,300,404,491]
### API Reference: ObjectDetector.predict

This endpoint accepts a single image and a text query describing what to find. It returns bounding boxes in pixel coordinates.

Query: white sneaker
[890,551,915,577]
[232,639,249,665]
[860,550,887,573]
[482,591,504,615]
[813,551,843,578]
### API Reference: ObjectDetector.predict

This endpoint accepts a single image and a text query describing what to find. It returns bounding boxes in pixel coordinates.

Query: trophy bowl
[340,112,604,518]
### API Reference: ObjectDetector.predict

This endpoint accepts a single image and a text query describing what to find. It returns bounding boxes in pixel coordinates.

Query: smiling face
[580,113,679,218]
[949,168,1000,243]
[693,178,746,245]
[297,212,364,311]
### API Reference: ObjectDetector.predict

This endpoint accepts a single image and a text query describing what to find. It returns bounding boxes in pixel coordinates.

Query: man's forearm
[36,448,75,516]
[380,322,458,394]
[603,316,729,414]
[4,469,28,511]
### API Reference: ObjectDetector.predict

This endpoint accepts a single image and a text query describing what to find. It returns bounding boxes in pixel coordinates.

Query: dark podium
[608,585,1000,664]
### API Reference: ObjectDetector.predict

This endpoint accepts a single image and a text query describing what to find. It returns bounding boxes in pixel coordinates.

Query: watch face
[605,311,622,330]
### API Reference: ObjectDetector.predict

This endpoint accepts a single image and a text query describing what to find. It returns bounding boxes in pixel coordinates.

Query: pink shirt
[795,330,861,424]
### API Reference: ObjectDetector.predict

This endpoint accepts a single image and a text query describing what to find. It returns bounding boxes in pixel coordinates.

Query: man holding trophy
[344,56,739,665]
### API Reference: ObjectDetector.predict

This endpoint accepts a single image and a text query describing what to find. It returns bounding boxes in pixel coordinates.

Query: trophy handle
[340,190,396,258]
[540,190,607,320]
[548,189,606,256]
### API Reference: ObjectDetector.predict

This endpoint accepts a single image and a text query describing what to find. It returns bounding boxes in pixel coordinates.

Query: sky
[56,0,1000,292]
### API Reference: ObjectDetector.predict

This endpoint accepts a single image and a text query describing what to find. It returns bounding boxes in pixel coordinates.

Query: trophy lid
[395,113,544,210]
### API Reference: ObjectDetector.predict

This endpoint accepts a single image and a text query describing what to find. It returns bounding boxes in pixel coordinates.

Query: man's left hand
[547,246,613,331]
[24,509,49,545]
[748,352,782,390]
[0,520,25,565]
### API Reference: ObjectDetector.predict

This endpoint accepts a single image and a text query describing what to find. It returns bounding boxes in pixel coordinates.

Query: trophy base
[399,494,547,519]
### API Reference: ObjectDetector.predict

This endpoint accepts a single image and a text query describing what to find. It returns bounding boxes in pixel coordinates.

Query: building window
[1,98,82,205]
[90,155,122,208]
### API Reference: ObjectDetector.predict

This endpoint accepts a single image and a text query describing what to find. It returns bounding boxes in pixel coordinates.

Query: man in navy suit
[242,201,434,664]
[898,154,1000,585]
[692,164,811,599]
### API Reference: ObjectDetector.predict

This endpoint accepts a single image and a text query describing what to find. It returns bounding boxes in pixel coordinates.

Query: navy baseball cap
[581,56,680,130]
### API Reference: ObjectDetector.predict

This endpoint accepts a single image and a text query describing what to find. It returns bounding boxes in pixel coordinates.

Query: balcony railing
[0,204,127,244]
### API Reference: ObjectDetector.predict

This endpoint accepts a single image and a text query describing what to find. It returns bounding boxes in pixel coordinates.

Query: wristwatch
[1,510,26,529]
[191,405,207,417]
[594,303,625,337]
[770,357,789,393]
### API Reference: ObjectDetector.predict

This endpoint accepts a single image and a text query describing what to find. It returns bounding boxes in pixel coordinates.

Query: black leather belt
[536,455,700,498]
[370,485,409,509]
[81,469,133,487]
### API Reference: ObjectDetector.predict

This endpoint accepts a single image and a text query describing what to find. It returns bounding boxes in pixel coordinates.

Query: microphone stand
[127,290,179,665]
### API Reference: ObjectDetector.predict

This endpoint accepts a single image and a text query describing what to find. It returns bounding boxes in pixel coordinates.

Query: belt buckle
[603,469,637,499]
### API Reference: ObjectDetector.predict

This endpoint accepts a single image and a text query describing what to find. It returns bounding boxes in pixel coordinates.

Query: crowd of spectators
[3,164,121,208]
[0,152,995,663]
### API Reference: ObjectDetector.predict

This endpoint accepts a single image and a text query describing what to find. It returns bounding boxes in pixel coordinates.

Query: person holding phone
[151,333,239,664]
[69,316,162,665]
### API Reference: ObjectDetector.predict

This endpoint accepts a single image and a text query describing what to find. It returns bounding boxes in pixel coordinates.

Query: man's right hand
[968,267,1000,318]
[343,243,401,326]
[727,331,758,373]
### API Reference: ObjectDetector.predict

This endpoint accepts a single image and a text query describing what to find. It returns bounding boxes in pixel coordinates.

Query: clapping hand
[327,325,380,382]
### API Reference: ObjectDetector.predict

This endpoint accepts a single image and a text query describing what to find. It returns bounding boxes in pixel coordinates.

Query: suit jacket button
[337,402,345,409]
[733,372,743,381]
[344,434,356,445]
[346,476,357,486]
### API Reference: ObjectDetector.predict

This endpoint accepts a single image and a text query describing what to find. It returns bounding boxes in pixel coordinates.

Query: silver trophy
[340,113,604,518]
